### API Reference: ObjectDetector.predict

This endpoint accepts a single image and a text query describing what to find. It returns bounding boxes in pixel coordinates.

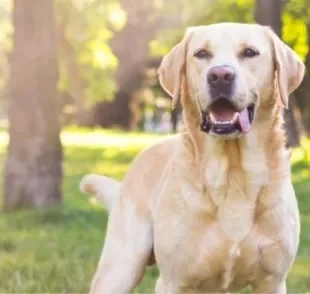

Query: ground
[0,128,309,293]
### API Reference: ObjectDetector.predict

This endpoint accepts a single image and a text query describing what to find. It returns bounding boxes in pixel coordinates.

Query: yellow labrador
[80,23,305,293]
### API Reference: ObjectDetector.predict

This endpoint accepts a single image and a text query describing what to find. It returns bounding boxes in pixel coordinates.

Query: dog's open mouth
[201,98,255,135]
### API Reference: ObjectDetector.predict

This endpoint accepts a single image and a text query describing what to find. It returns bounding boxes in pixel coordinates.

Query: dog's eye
[194,49,211,59]
[242,48,259,58]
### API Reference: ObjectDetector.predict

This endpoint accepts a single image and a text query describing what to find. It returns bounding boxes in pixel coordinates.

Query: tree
[255,0,301,147]
[295,25,310,136]
[53,0,255,129]
[57,21,90,125]
[95,0,183,129]
[4,0,63,210]
[284,0,310,136]
[55,0,119,125]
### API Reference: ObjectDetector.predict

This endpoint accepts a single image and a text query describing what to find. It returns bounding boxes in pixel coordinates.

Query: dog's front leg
[90,196,153,294]
[252,277,286,294]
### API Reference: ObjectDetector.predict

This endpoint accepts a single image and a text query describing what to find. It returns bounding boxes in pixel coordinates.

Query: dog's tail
[80,174,121,211]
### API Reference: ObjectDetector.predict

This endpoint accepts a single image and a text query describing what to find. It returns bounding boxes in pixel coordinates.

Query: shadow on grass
[0,205,159,293]
[0,207,108,292]
[0,142,159,293]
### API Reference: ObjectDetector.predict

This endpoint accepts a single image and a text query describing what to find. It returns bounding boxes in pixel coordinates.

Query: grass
[0,128,309,293]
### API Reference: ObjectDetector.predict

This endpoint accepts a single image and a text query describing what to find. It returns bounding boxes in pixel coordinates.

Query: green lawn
[0,128,309,293]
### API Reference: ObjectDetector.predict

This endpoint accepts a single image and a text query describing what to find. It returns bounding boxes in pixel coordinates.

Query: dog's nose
[207,65,236,85]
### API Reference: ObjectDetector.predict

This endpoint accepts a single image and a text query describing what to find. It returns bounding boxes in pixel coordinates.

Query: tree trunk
[4,0,63,211]
[295,24,310,136]
[171,102,182,133]
[93,90,132,129]
[255,0,300,147]
[96,3,152,129]
[254,0,282,35]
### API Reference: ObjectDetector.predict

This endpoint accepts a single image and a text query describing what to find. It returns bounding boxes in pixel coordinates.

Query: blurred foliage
[283,0,310,61]
[0,0,309,112]
[149,0,254,56]
[55,0,120,104]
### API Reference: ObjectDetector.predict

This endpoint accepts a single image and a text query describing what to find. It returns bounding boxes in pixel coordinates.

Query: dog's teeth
[213,120,233,125]
[233,113,239,121]
[210,116,237,125]
[212,120,229,124]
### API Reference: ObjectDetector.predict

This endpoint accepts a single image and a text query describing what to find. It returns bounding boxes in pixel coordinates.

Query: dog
[80,22,305,293]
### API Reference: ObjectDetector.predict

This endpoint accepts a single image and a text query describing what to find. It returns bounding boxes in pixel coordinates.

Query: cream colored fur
[80,23,305,294]
[80,174,121,211]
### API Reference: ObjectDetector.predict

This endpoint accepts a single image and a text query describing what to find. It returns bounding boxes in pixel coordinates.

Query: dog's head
[158,23,305,138]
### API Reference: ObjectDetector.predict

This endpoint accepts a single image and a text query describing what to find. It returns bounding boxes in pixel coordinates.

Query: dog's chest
[154,199,290,293]
[154,206,263,292]
[154,153,273,292]
[207,154,267,234]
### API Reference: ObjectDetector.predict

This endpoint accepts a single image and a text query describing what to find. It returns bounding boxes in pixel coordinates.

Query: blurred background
[0,0,309,292]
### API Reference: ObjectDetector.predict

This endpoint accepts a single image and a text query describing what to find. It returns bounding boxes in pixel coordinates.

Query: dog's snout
[207,65,236,100]
[207,66,236,85]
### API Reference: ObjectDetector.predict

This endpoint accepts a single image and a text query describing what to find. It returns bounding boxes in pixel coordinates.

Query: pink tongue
[212,109,236,121]
[238,108,251,133]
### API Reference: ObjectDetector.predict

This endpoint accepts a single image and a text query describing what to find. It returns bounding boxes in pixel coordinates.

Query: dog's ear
[158,29,193,109]
[267,28,305,108]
